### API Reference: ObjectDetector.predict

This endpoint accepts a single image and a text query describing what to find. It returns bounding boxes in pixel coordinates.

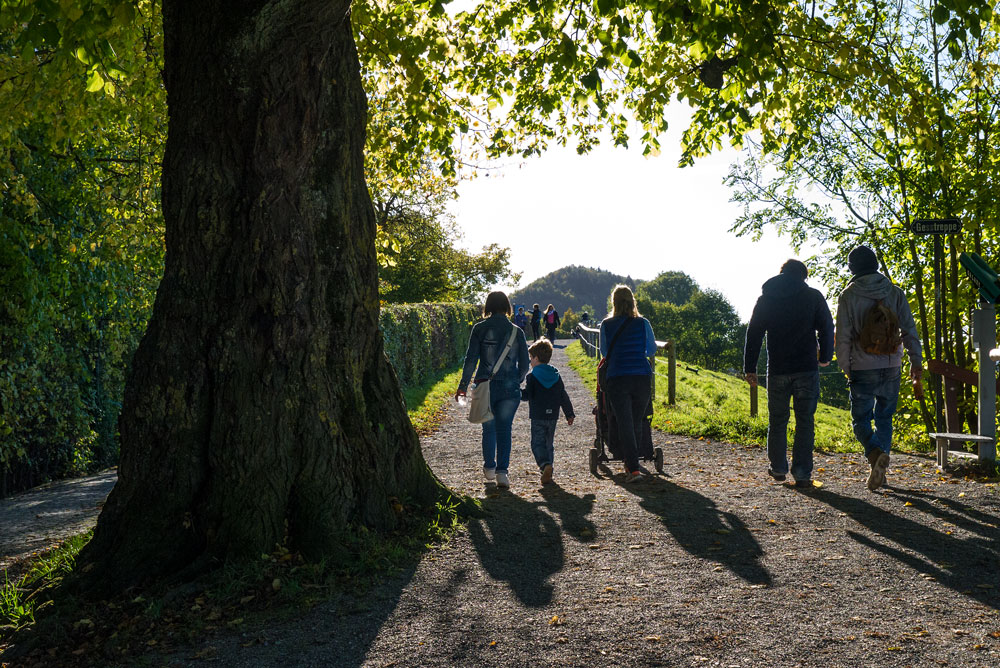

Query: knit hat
[847,245,878,276]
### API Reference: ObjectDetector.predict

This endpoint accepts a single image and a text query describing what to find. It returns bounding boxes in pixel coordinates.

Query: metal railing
[574,323,675,405]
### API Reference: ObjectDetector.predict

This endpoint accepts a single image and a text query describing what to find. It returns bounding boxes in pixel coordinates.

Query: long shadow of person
[467,491,564,607]
[886,485,1000,540]
[809,487,1000,610]
[539,483,597,542]
[621,478,772,586]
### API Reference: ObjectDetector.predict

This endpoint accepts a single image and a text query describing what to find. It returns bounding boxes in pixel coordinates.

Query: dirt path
[0,470,116,573]
[6,341,1000,666]
[162,340,1000,667]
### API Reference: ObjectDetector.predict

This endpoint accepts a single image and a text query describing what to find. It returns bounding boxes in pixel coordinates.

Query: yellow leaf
[904,502,913,507]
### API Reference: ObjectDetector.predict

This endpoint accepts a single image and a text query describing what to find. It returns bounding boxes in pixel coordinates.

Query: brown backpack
[858,300,902,355]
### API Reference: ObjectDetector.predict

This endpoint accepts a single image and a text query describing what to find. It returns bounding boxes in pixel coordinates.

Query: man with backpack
[835,245,923,492]
[744,259,834,488]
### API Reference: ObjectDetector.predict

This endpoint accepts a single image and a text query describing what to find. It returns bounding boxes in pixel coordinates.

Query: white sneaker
[483,466,496,481]
[496,472,510,488]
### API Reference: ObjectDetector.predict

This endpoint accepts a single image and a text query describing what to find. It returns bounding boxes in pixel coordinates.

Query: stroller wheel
[654,447,664,474]
[589,447,600,475]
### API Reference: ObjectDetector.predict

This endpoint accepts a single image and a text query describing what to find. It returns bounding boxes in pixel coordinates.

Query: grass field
[566,341,932,456]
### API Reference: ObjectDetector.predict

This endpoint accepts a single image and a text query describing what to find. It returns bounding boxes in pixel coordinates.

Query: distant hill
[510,265,638,316]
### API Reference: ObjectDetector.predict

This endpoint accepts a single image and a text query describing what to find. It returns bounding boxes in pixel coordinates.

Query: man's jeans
[482,396,520,474]
[530,419,558,469]
[767,370,819,482]
[849,367,901,457]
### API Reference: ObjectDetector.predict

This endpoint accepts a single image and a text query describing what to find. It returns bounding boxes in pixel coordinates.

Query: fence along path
[4,341,1000,666]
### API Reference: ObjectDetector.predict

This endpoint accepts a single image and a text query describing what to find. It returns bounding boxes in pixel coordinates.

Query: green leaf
[86,70,104,92]
[932,5,949,25]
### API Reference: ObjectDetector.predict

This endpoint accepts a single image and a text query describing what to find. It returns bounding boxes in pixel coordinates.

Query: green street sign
[912,218,961,234]
[960,252,1000,303]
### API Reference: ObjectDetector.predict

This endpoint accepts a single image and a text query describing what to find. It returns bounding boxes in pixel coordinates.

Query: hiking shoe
[483,466,496,481]
[867,452,890,491]
[794,479,813,489]
[540,464,553,485]
[625,470,643,483]
[767,469,787,482]
[496,472,510,489]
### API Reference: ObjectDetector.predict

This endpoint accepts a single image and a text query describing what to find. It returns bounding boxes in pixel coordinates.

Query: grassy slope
[566,342,930,456]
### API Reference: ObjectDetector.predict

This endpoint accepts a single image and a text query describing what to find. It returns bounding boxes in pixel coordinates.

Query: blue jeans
[482,396,520,473]
[767,370,819,482]
[530,419,558,469]
[849,367,901,457]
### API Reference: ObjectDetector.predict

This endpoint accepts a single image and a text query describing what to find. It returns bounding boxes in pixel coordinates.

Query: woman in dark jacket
[455,291,530,488]
[599,285,658,483]
[530,303,542,341]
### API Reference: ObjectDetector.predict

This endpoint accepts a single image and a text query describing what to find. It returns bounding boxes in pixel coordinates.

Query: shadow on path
[621,477,772,586]
[539,483,597,542]
[468,490,564,607]
[810,487,1000,610]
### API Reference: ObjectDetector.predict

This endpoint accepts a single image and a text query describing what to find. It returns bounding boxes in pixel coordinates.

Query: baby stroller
[590,368,664,475]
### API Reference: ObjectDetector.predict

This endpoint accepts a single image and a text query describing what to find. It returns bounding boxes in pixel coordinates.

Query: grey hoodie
[835,273,922,374]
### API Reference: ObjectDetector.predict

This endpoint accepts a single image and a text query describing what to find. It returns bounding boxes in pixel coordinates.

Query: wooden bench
[929,432,994,471]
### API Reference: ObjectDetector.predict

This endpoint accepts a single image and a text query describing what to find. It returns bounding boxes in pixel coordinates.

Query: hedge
[380,303,480,390]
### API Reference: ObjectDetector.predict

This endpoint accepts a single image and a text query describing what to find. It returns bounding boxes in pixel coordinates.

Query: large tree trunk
[77,0,440,589]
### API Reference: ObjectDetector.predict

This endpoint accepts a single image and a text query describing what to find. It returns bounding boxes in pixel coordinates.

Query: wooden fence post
[668,341,676,406]
[750,383,758,418]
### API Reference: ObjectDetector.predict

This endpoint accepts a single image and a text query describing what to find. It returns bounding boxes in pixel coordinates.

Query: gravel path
[6,341,1000,666]
[0,470,116,573]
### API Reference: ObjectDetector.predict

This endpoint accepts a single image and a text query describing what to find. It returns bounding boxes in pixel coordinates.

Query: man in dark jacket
[744,259,834,487]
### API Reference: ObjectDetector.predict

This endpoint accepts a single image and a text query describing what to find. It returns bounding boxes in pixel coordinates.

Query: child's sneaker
[540,464,553,485]
[625,470,643,483]
[496,472,510,488]
[483,466,496,481]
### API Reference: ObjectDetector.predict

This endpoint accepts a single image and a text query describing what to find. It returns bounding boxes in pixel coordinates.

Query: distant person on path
[544,304,560,344]
[530,303,542,341]
[521,338,575,485]
[835,245,922,492]
[743,259,834,488]
[514,306,529,337]
[599,285,658,483]
[455,291,530,489]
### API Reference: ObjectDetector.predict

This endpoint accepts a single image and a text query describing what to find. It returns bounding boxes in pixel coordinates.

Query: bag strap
[605,317,638,361]
[488,325,519,380]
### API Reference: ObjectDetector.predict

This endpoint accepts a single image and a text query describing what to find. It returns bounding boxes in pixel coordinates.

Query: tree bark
[77,0,440,589]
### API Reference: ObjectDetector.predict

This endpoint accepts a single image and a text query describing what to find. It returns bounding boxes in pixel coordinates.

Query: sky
[447,114,821,322]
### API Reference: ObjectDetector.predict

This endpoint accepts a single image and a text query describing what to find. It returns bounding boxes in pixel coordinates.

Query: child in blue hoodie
[521,338,575,484]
